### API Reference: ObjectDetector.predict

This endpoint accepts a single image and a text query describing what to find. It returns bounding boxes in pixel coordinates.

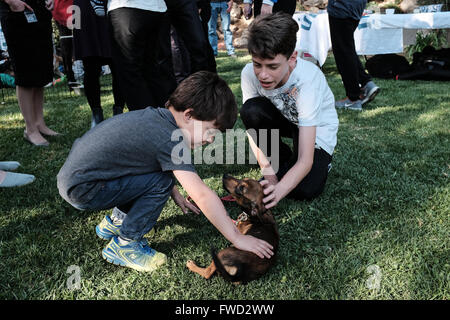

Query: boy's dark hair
[166,71,237,132]
[247,12,299,60]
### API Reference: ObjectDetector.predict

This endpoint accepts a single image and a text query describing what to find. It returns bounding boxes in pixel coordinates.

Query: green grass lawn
[0,51,448,300]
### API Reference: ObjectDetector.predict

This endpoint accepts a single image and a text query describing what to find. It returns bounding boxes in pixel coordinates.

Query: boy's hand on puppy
[260,179,282,209]
[234,234,274,259]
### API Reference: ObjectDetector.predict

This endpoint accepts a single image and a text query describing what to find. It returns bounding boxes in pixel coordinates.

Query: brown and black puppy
[186,174,279,284]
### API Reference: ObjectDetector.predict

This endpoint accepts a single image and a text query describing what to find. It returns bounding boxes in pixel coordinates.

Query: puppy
[186,174,279,284]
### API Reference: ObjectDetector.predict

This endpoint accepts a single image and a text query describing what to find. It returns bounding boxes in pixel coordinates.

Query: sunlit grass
[0,50,448,300]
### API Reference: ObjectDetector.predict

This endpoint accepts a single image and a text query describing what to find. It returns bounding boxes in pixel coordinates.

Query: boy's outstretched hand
[233,234,274,259]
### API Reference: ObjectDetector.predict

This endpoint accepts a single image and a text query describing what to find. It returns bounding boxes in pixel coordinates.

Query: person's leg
[240,97,298,170]
[77,171,174,272]
[16,85,48,145]
[273,0,297,15]
[198,0,217,72]
[220,2,235,56]
[285,148,332,201]
[106,59,126,115]
[328,16,361,101]
[82,57,104,126]
[253,0,262,17]
[168,0,212,73]
[32,86,59,136]
[170,26,191,83]
[70,171,175,240]
[82,57,102,110]
[153,13,178,106]
[109,8,164,110]
[207,3,219,56]
[56,21,76,83]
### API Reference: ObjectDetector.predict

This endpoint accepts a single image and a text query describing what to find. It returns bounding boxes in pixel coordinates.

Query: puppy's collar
[236,212,249,225]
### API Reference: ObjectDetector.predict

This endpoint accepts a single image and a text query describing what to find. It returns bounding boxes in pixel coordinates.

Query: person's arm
[261,126,316,209]
[3,0,33,12]
[173,169,274,259]
[261,0,274,15]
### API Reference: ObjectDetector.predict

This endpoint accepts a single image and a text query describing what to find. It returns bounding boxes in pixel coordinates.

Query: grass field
[0,51,448,300]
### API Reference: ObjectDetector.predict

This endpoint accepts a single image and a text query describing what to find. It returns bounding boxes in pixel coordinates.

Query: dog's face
[222,174,266,217]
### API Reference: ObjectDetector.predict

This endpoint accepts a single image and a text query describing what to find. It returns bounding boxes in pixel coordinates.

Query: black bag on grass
[397,46,450,81]
[365,54,412,79]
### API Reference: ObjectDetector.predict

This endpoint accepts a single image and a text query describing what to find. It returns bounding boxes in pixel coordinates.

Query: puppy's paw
[186,260,197,270]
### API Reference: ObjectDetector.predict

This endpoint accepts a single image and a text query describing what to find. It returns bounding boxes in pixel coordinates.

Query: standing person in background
[108,0,170,110]
[0,0,59,147]
[73,0,125,128]
[52,0,81,91]
[328,0,380,111]
[170,0,217,84]
[165,0,217,74]
[208,0,236,58]
[243,0,296,19]
[197,0,216,72]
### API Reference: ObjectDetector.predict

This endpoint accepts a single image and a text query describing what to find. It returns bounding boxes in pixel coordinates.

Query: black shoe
[91,107,104,128]
[113,105,124,116]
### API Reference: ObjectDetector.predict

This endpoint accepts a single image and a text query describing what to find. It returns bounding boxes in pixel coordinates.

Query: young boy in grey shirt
[57,71,274,272]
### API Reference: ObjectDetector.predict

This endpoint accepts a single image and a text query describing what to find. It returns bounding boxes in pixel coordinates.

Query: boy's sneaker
[102,237,167,272]
[335,98,363,111]
[360,81,380,105]
[96,215,121,240]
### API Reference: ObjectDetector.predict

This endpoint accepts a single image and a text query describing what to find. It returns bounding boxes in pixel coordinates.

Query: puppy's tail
[211,247,242,283]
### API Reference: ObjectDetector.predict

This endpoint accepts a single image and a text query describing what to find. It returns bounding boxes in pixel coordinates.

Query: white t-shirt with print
[108,0,167,12]
[241,58,338,156]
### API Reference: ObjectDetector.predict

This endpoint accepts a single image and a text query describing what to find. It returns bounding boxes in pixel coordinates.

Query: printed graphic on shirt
[268,84,300,124]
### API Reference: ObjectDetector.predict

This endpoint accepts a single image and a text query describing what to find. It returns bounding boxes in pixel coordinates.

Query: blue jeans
[67,172,175,241]
[208,2,235,56]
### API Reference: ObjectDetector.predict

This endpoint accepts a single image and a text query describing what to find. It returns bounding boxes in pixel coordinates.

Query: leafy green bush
[406,30,448,60]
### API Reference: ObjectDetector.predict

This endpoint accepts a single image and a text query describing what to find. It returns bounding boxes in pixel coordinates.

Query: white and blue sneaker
[95,214,121,240]
[102,237,167,272]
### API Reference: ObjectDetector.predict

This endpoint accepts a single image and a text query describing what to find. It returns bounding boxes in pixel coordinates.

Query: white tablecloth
[294,11,450,66]
[367,12,450,29]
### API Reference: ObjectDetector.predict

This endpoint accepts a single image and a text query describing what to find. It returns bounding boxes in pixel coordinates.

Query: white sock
[118,236,132,245]
[111,207,127,225]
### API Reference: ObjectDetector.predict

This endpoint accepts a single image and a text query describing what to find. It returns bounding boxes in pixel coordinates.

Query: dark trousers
[240,97,332,201]
[328,16,371,101]
[82,56,125,111]
[109,8,175,110]
[55,21,76,83]
[165,0,216,74]
[254,0,297,17]
[171,26,191,83]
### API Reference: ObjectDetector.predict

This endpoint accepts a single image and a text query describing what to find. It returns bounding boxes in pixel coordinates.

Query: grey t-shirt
[57,107,195,203]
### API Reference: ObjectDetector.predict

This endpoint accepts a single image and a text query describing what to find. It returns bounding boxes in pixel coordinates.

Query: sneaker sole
[346,105,363,111]
[362,87,380,105]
